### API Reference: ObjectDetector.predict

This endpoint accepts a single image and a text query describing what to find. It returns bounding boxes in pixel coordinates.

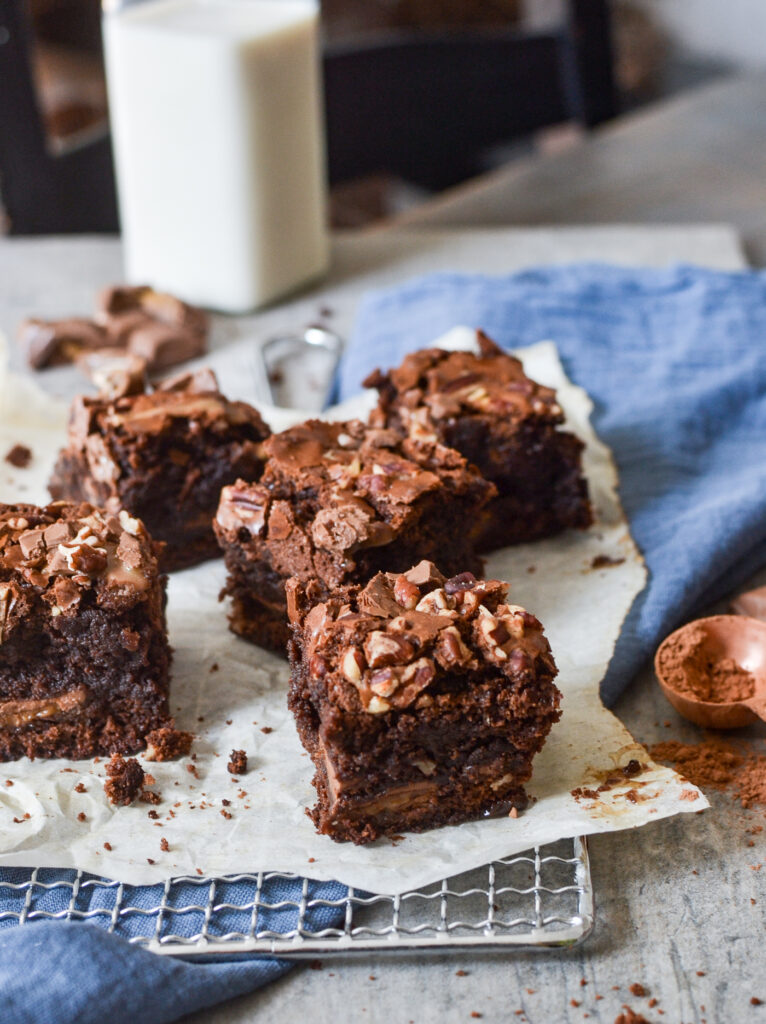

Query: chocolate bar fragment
[214,419,495,653]
[49,369,270,572]
[364,331,592,551]
[287,561,561,843]
[0,501,171,761]
[18,285,208,374]
[18,318,112,370]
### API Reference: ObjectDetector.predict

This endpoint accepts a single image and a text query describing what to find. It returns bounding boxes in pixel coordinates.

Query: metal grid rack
[0,837,593,957]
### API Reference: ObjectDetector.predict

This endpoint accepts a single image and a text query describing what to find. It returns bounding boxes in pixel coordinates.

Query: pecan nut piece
[364,630,416,669]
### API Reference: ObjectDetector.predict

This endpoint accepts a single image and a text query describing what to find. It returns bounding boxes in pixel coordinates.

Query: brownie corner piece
[364,330,592,549]
[0,500,171,760]
[49,367,270,572]
[213,418,495,653]
[287,561,561,844]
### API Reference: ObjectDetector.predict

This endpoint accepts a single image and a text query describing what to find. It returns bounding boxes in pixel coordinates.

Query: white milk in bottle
[103,0,329,312]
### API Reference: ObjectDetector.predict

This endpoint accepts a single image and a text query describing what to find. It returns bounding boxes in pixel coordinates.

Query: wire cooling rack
[0,837,593,957]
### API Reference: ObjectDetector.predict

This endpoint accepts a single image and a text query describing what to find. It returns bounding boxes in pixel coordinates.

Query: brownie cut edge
[0,500,172,760]
[286,560,561,844]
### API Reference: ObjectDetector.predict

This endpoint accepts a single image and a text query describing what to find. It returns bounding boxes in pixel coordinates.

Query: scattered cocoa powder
[650,737,766,809]
[658,625,755,702]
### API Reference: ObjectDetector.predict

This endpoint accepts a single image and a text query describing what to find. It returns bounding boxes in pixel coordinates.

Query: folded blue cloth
[340,264,766,705]
[0,869,348,1022]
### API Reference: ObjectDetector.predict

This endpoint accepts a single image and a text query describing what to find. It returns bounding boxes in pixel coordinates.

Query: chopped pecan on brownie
[144,727,194,762]
[0,500,171,761]
[287,560,561,844]
[227,749,248,775]
[214,418,495,653]
[364,330,592,550]
[104,754,146,806]
[49,368,270,572]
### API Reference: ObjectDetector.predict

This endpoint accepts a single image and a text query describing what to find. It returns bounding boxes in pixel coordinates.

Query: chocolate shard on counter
[49,369,270,572]
[18,317,112,370]
[364,330,592,551]
[287,561,561,843]
[214,418,496,653]
[0,501,171,761]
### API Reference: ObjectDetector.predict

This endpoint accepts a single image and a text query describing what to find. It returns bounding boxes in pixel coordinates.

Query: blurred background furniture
[0,0,617,235]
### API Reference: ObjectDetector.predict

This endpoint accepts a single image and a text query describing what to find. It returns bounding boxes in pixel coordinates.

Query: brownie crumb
[147,858,155,864]
[629,983,648,998]
[228,749,248,775]
[260,726,273,735]
[148,810,159,820]
[145,727,194,761]
[470,1014,482,1020]
[139,789,162,805]
[4,780,13,787]
[614,1008,649,1024]
[4,445,32,469]
[752,997,763,1006]
[103,842,112,851]
[210,662,219,673]
[77,812,87,822]
[456,970,468,977]
[591,554,625,569]
[221,808,232,819]
[222,798,231,806]
[160,837,170,852]
[104,754,145,805]
[308,857,315,863]
[74,782,86,794]
[186,763,200,779]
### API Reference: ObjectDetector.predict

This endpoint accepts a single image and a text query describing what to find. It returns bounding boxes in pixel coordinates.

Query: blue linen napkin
[0,869,348,1024]
[339,264,766,705]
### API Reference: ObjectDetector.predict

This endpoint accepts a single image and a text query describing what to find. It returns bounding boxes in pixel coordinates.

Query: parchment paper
[0,329,707,895]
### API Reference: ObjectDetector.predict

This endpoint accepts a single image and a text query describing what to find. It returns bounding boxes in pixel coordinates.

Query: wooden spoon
[654,615,766,729]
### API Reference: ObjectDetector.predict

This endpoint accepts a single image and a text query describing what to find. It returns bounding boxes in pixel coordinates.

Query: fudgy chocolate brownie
[214,419,495,653]
[49,369,270,572]
[287,561,561,843]
[0,501,171,760]
[364,331,592,550]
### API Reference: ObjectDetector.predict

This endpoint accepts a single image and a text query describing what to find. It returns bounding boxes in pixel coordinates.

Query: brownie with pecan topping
[214,419,495,653]
[287,561,561,843]
[49,368,270,572]
[0,501,171,760]
[364,331,592,550]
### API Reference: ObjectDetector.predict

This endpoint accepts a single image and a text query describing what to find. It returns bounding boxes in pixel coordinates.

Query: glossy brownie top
[0,501,160,618]
[364,330,564,435]
[65,368,270,444]
[287,560,557,716]
[215,418,494,551]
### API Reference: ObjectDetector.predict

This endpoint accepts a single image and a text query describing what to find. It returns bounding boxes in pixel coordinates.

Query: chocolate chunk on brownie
[0,501,171,761]
[214,419,495,653]
[287,561,561,843]
[104,754,145,805]
[49,369,270,572]
[364,331,592,550]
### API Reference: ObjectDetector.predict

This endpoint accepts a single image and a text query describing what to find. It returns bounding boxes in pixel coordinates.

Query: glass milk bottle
[103,0,329,312]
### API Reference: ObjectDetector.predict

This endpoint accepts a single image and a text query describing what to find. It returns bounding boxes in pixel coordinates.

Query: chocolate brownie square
[287,561,561,843]
[49,369,270,572]
[0,501,171,760]
[364,331,592,551]
[214,419,496,653]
